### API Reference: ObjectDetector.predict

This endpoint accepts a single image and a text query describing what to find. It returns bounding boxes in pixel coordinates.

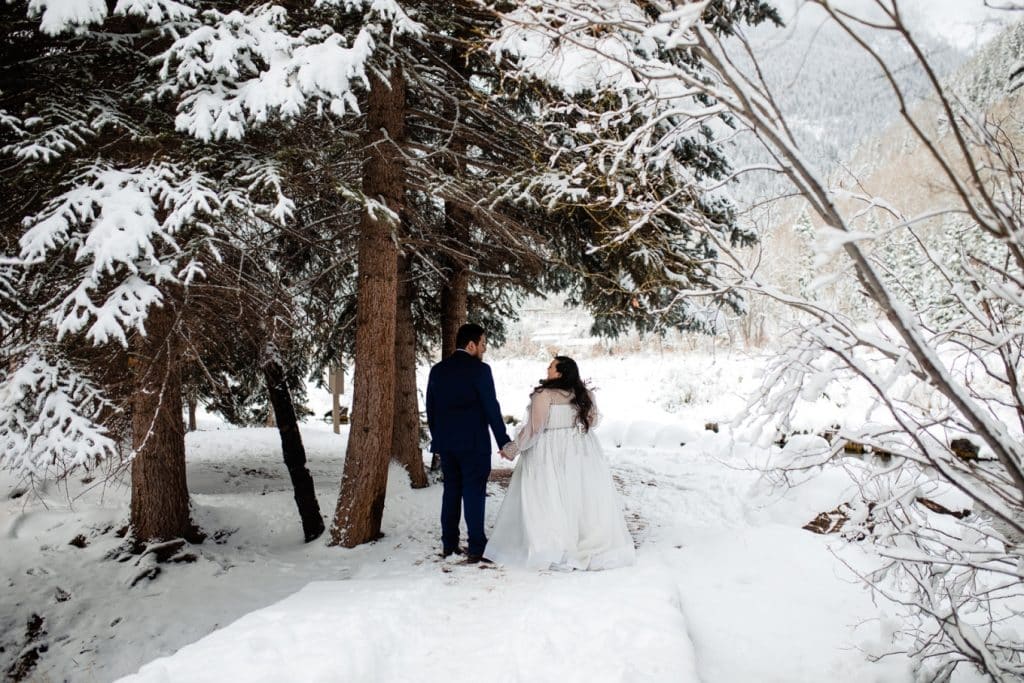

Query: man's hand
[499,441,520,461]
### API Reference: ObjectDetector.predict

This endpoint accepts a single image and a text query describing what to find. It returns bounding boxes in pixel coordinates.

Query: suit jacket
[426,351,511,454]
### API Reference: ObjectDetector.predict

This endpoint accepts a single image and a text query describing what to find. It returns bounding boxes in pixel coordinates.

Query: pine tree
[1,1,333,541]
[330,64,406,546]
[490,0,782,337]
[1,1,240,540]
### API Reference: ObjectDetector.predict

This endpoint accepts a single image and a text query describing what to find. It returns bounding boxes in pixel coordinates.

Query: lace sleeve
[514,390,552,453]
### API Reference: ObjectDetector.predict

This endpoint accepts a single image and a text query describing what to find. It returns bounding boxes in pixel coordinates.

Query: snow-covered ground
[0,351,989,682]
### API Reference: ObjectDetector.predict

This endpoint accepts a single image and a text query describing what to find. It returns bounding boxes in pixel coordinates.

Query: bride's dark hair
[533,356,595,432]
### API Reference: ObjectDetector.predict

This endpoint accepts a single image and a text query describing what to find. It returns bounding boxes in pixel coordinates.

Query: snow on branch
[236,158,296,224]
[493,3,651,96]
[159,1,420,141]
[491,1,732,213]
[0,263,19,335]
[24,0,197,34]
[0,353,118,477]
[18,163,229,346]
[1,115,93,165]
[320,0,424,41]
[26,0,108,35]
[160,6,370,140]
[3,86,156,167]
[113,0,196,23]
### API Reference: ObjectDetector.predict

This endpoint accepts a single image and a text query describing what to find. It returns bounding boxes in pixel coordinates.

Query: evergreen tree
[0,1,331,541]
[1,1,250,541]
[490,0,782,337]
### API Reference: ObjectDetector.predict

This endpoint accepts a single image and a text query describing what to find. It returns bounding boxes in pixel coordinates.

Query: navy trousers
[439,450,491,556]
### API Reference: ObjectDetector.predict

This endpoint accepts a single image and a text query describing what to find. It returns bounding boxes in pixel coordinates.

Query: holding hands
[499,441,520,461]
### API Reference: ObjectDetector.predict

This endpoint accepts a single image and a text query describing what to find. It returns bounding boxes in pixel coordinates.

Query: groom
[426,323,517,562]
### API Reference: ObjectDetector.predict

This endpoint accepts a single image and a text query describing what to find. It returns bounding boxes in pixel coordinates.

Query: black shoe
[441,547,463,559]
[465,554,492,564]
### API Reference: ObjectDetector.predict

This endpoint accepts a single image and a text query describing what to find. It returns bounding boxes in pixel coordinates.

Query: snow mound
[117,564,701,683]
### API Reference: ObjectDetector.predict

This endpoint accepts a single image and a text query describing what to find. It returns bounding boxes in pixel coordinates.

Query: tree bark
[330,66,405,547]
[130,299,193,542]
[440,249,469,361]
[264,352,325,543]
[187,396,197,432]
[331,365,342,435]
[393,253,428,488]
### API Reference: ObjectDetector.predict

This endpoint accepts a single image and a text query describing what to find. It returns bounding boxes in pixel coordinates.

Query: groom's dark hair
[456,323,485,349]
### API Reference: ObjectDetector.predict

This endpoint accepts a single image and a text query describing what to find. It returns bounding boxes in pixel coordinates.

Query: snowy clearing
[0,353,992,682]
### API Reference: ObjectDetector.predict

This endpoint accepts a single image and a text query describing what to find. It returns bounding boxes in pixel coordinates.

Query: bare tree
[494,1,1024,679]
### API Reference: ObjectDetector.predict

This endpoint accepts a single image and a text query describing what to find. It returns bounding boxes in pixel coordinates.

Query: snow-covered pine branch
[157,2,422,141]
[18,163,232,347]
[492,1,723,195]
[26,0,195,35]
[235,158,296,225]
[0,352,118,476]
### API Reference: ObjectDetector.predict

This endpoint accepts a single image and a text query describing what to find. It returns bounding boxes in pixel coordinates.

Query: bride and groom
[425,323,635,570]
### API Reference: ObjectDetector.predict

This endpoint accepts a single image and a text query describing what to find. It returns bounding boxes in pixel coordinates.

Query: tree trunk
[130,299,193,542]
[393,253,428,488]
[440,252,469,361]
[330,66,405,547]
[434,42,471,471]
[264,352,325,543]
[434,243,468,474]
[187,396,197,432]
[439,29,473,362]
[331,365,342,435]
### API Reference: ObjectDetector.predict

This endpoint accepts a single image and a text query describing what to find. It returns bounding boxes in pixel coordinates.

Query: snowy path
[3,345,922,683]
[116,427,703,683]
[104,422,911,683]
[119,567,700,682]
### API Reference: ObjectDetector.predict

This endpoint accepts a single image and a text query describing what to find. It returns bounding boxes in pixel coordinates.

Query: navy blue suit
[426,350,511,556]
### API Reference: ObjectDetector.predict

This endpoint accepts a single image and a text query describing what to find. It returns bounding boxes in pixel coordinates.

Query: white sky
[768,0,1019,50]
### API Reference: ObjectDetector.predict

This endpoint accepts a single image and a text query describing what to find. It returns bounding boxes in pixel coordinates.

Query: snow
[767,0,1011,49]
[161,2,422,142]
[25,0,197,33]
[121,566,700,682]
[27,0,107,35]
[0,353,117,476]
[17,163,225,347]
[2,351,974,683]
[113,0,195,23]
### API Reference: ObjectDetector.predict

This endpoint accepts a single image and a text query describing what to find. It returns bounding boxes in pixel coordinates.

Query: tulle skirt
[485,428,636,570]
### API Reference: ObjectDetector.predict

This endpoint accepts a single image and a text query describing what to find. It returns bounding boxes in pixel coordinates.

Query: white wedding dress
[485,389,635,570]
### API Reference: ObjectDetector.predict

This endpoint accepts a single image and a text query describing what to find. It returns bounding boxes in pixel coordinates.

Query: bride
[485,356,635,570]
